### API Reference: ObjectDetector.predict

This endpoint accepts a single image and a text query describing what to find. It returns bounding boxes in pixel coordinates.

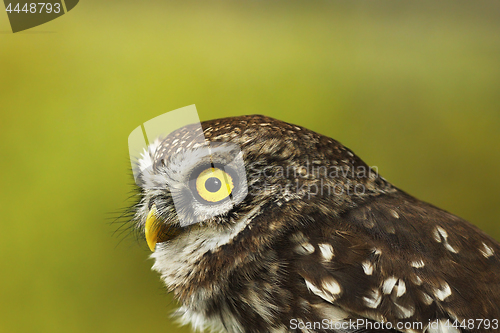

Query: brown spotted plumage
[130,115,500,333]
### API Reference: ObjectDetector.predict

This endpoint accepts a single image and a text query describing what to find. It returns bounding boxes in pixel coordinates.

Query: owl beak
[145,204,182,252]
[145,205,161,251]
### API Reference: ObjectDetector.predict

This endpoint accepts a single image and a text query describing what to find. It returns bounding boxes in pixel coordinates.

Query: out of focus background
[1,1,499,332]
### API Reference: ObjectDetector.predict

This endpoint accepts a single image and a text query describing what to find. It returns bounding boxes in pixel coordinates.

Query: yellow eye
[195,167,234,203]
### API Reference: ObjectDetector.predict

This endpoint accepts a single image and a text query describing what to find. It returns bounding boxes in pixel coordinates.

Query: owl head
[132,113,389,253]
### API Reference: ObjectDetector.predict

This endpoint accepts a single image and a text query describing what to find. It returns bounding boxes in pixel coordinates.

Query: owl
[130,115,500,333]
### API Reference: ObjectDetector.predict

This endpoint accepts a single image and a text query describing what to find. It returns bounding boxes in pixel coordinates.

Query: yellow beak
[145,205,160,252]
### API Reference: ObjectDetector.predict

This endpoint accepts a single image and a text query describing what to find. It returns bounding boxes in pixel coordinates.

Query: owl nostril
[205,177,222,193]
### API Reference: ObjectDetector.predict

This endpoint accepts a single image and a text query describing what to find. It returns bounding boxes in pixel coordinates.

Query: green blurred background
[1,1,499,332]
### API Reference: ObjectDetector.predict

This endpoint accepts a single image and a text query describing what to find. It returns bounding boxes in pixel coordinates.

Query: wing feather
[295,190,500,333]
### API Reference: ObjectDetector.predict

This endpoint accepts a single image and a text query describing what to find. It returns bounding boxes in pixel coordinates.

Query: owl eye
[193,167,235,203]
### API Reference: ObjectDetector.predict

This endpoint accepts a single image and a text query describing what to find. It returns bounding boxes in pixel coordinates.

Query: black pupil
[205,177,222,193]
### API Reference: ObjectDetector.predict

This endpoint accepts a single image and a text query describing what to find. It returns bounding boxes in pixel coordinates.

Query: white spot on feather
[437,226,448,238]
[290,231,308,243]
[318,243,334,261]
[385,224,396,234]
[363,288,382,308]
[433,227,442,242]
[395,279,406,297]
[322,277,342,295]
[444,243,459,253]
[433,226,459,253]
[420,292,433,305]
[304,277,342,303]
[395,302,414,319]
[361,260,374,275]
[390,210,400,219]
[480,242,494,258]
[294,242,315,255]
[433,282,452,301]
[382,276,398,294]
[411,275,423,286]
[411,260,425,268]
